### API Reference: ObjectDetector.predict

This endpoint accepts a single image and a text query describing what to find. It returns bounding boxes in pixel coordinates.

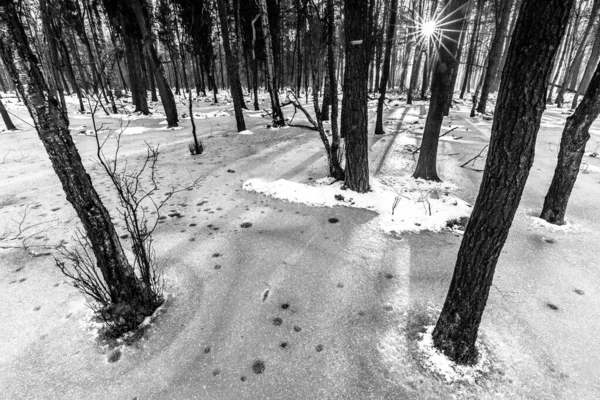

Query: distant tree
[258,0,285,127]
[432,0,574,365]
[216,0,247,132]
[413,0,470,181]
[374,0,399,136]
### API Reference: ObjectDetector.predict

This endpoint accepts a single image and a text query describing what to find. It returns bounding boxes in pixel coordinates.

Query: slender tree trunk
[375,0,399,135]
[258,0,285,126]
[432,0,573,365]
[327,0,343,181]
[572,33,600,108]
[0,95,17,130]
[217,0,246,131]
[477,0,514,113]
[555,0,599,107]
[341,0,372,193]
[413,0,470,181]
[130,0,178,127]
[541,62,600,224]
[0,1,146,306]
[460,0,485,99]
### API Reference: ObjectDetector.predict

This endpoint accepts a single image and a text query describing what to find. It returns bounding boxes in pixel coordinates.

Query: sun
[422,20,437,37]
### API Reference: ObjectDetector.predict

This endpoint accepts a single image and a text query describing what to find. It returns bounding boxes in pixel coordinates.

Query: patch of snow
[528,216,583,233]
[243,176,471,233]
[117,126,151,135]
[238,130,253,135]
[417,325,490,384]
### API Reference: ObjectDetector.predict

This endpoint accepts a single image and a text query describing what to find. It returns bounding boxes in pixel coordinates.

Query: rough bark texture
[217,0,246,132]
[0,0,144,305]
[341,0,371,193]
[541,61,600,225]
[374,0,398,136]
[258,0,285,126]
[432,0,573,365]
[413,0,470,181]
[326,0,343,181]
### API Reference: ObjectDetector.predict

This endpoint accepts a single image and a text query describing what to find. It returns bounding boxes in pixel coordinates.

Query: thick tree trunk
[341,0,372,193]
[124,34,149,114]
[217,0,246,131]
[413,0,470,181]
[375,0,399,135]
[130,0,179,127]
[0,1,145,306]
[258,0,285,126]
[541,62,600,225]
[432,0,573,365]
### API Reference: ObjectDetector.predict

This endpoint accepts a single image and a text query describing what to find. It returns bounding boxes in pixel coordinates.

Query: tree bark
[413,0,470,181]
[130,0,179,127]
[477,0,514,113]
[341,0,372,193]
[572,32,600,108]
[258,0,285,126]
[555,0,600,108]
[0,95,17,130]
[217,0,246,131]
[541,61,600,225]
[432,0,574,365]
[0,0,145,306]
[375,0,399,135]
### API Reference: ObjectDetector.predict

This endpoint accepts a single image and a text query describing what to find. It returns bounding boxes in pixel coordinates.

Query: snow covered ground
[1,91,600,399]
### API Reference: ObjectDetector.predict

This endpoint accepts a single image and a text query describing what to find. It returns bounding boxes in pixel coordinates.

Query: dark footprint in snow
[546,302,559,311]
[240,222,252,228]
[543,237,556,244]
[281,303,289,310]
[212,252,221,258]
[107,349,121,363]
[315,344,324,352]
[212,369,220,376]
[573,289,585,295]
[214,264,221,270]
[272,317,283,326]
[384,273,394,280]
[252,360,265,374]
[227,169,235,173]
[293,325,302,332]
[328,218,339,224]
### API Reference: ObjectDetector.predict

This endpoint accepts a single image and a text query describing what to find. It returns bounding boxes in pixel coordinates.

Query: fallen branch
[412,126,459,154]
[460,145,489,168]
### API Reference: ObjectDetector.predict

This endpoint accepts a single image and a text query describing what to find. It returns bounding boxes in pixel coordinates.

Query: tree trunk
[217,0,246,131]
[375,0,399,135]
[0,0,145,306]
[341,0,372,193]
[258,0,285,126]
[432,0,574,365]
[413,0,470,181]
[572,33,600,108]
[555,0,600,108]
[541,62,600,225]
[327,0,343,181]
[130,0,179,127]
[460,0,485,100]
[0,96,17,130]
[477,0,514,113]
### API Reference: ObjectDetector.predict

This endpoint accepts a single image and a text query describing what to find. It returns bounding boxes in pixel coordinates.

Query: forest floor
[1,91,600,399]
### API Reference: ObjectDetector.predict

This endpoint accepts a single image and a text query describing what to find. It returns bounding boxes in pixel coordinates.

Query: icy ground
[1,91,600,399]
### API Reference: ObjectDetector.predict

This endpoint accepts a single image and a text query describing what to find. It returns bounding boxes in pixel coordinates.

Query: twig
[460,145,489,168]
[412,126,459,154]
